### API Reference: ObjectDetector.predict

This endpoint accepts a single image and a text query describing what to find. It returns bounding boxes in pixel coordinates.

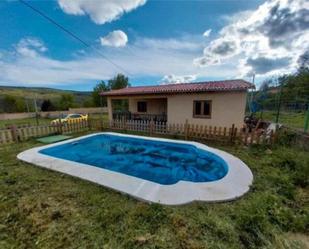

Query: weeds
[0,139,308,248]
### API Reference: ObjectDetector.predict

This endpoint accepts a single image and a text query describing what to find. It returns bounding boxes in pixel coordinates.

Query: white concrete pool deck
[17,132,253,205]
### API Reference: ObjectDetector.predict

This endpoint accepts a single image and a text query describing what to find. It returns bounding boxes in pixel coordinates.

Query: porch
[107,96,168,122]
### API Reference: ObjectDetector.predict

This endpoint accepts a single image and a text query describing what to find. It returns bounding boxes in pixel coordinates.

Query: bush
[276,129,297,146]
[41,99,56,112]
[2,95,26,113]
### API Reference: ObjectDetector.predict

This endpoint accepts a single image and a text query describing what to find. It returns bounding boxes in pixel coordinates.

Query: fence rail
[0,118,275,146]
[95,119,275,145]
[0,119,89,145]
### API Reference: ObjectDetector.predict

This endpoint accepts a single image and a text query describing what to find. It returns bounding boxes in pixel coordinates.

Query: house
[101,79,254,128]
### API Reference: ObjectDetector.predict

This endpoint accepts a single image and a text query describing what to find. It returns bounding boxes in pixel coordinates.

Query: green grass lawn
[256,111,306,130]
[0,117,53,129]
[0,133,308,249]
[89,113,109,121]
[0,113,108,129]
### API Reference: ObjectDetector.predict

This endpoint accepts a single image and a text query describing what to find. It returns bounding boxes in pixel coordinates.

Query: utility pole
[304,104,309,133]
[33,95,39,126]
[25,98,30,113]
[250,73,255,114]
[275,77,283,126]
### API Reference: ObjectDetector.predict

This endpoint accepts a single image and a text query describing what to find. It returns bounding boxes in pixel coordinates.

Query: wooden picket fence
[0,118,275,146]
[94,119,276,145]
[0,119,89,145]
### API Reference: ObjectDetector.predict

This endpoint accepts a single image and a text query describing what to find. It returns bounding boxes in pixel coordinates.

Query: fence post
[184,119,189,140]
[57,116,63,134]
[88,114,92,131]
[9,125,19,142]
[122,116,126,131]
[230,124,235,143]
[149,119,154,136]
[100,116,104,131]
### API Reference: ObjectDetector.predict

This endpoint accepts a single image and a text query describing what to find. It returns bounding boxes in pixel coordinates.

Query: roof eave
[100,88,253,97]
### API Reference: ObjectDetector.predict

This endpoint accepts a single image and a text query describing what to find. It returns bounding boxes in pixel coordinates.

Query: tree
[41,99,55,112]
[83,98,94,107]
[91,74,130,110]
[3,95,26,113]
[281,68,309,104]
[92,81,109,107]
[108,73,130,90]
[107,74,130,111]
[298,51,309,70]
[59,94,74,110]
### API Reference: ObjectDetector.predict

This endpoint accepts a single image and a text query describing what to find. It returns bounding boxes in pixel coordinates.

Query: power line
[18,0,131,76]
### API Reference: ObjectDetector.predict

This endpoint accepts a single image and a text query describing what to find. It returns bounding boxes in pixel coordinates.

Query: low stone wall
[0,107,108,120]
[0,112,36,120]
[69,107,107,114]
[39,111,70,119]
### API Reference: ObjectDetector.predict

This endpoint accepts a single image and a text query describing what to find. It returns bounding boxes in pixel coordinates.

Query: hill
[0,86,92,112]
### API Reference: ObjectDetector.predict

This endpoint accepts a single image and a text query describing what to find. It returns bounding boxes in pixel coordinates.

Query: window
[137,101,147,112]
[193,100,211,118]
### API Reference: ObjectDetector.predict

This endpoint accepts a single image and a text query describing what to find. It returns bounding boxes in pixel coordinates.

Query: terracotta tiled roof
[101,79,254,96]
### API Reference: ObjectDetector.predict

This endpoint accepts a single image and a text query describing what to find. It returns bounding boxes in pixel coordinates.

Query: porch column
[107,97,113,121]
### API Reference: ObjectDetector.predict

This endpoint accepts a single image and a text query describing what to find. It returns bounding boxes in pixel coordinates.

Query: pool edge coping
[17,132,254,205]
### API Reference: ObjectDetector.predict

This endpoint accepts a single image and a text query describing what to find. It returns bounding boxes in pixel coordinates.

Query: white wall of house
[106,91,247,128]
[167,91,247,128]
[128,98,167,114]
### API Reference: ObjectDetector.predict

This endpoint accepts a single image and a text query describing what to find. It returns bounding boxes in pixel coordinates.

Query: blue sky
[0,0,307,91]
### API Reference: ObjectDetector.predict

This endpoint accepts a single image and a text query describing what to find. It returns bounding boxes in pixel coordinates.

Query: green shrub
[276,130,297,146]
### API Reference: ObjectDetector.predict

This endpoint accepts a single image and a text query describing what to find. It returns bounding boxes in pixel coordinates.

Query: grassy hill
[0,86,92,112]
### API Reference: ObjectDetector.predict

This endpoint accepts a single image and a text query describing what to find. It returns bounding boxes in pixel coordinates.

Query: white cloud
[195,0,309,77]
[100,30,128,47]
[15,38,47,58]
[58,0,147,24]
[220,10,253,23]
[160,74,197,84]
[245,56,291,75]
[135,37,203,51]
[193,55,220,67]
[0,36,236,86]
[203,29,211,37]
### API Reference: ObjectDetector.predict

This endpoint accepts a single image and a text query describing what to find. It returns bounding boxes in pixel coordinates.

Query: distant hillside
[0,86,93,112]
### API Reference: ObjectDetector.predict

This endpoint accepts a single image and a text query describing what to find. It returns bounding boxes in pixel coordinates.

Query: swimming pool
[17,132,253,205]
[39,134,228,185]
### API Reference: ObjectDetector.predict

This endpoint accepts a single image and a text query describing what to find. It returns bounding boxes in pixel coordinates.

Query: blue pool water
[39,134,228,185]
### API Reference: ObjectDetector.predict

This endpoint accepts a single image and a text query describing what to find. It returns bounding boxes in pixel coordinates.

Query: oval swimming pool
[39,134,228,185]
[17,132,253,205]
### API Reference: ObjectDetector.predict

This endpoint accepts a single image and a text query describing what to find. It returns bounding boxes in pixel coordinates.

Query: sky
[0,0,308,91]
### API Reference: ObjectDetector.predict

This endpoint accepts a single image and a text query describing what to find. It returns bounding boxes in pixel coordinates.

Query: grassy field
[0,133,308,249]
[0,113,108,129]
[256,111,306,130]
[0,117,52,129]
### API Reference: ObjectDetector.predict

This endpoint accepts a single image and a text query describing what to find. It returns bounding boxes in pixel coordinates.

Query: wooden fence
[0,119,89,145]
[0,118,275,146]
[95,119,275,145]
